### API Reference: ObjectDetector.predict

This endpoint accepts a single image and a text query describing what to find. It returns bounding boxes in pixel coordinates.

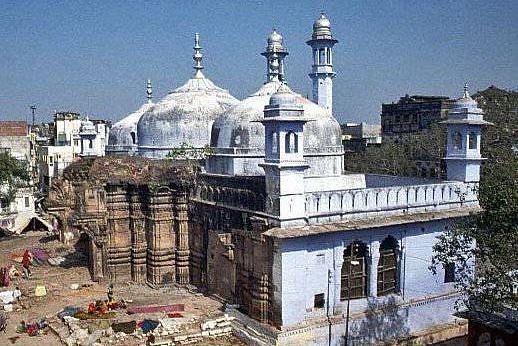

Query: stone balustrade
[305,181,478,222]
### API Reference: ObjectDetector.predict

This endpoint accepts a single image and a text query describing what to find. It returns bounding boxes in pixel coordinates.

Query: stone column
[130,188,146,283]
[146,190,175,285]
[368,240,380,298]
[250,273,269,323]
[174,192,190,284]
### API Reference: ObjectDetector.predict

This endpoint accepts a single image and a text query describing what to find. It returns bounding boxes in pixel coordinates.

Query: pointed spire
[146,79,153,103]
[463,82,470,98]
[193,33,204,78]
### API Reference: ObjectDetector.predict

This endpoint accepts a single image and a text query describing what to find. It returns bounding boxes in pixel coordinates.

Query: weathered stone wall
[190,174,275,325]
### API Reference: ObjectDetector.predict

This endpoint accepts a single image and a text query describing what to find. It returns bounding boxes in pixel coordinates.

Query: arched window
[452,131,462,149]
[130,131,136,145]
[272,132,278,154]
[377,236,399,296]
[468,131,477,149]
[341,241,368,300]
[285,131,298,153]
[88,139,93,149]
[319,49,325,65]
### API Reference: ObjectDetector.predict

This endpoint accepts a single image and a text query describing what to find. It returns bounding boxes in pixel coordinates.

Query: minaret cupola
[442,83,492,182]
[306,12,338,114]
[261,29,289,83]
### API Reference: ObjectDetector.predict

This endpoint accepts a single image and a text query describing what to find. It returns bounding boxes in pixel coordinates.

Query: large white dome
[137,74,239,159]
[207,81,343,176]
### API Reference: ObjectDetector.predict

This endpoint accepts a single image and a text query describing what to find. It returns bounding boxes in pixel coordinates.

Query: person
[107,283,114,303]
[22,250,32,279]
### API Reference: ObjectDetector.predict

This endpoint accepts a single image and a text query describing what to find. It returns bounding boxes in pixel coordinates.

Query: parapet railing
[304,181,478,218]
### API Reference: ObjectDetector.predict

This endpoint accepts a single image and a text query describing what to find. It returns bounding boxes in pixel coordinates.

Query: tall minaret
[261,29,289,83]
[193,33,204,78]
[306,13,338,114]
[443,84,492,182]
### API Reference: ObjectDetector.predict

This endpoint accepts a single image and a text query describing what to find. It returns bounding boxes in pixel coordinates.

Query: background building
[0,121,30,161]
[341,122,382,152]
[381,95,454,139]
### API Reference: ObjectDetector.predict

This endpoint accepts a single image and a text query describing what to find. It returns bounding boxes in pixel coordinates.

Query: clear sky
[0,0,516,125]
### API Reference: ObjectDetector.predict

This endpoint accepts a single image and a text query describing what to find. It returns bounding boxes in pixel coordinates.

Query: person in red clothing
[22,250,32,279]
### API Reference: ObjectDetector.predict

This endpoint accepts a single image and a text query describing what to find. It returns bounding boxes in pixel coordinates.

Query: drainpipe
[327,268,332,346]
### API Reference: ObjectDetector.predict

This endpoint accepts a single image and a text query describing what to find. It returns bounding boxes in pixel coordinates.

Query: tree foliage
[345,123,445,177]
[166,143,214,161]
[0,151,30,205]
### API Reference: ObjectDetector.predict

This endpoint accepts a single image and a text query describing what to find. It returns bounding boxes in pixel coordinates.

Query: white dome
[107,102,154,155]
[310,13,336,41]
[212,81,341,150]
[208,81,343,176]
[137,73,239,159]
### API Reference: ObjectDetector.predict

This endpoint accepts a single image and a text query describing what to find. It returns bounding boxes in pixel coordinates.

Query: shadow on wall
[345,296,410,345]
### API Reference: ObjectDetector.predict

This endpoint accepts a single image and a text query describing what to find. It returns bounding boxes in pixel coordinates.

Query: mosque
[58,13,489,345]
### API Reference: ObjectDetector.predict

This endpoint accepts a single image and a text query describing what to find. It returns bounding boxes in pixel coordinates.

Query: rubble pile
[148,314,235,345]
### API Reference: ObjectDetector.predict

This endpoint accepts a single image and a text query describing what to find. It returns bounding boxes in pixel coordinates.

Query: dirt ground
[0,232,244,345]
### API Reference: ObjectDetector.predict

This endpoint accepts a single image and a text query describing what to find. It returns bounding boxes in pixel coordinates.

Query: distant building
[78,118,109,157]
[54,111,83,155]
[0,121,49,234]
[381,95,455,138]
[36,112,109,191]
[37,145,75,190]
[0,121,30,162]
[341,122,382,152]
[0,121,30,190]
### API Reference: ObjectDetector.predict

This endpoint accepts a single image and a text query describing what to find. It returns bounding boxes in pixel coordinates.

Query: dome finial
[463,82,469,98]
[146,79,153,103]
[193,33,204,78]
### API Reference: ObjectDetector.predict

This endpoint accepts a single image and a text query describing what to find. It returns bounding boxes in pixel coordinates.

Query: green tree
[345,123,445,177]
[166,143,214,161]
[0,152,30,206]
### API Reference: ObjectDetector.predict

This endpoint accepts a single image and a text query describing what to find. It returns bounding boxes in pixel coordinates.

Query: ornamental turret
[442,84,492,182]
[260,84,309,228]
[261,29,289,83]
[306,12,338,114]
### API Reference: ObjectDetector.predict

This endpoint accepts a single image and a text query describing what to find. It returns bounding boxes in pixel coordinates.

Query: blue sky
[0,0,516,125]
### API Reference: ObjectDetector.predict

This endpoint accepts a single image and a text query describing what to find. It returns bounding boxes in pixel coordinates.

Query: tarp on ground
[0,212,53,235]
[127,303,184,314]
[112,320,136,334]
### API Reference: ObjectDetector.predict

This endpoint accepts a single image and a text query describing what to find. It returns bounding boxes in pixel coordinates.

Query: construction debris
[0,288,21,304]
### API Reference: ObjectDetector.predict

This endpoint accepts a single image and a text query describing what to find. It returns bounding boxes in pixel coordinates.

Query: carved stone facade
[46,157,275,328]
[46,157,193,286]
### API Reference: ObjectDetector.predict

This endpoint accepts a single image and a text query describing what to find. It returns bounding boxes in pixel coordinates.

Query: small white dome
[267,29,285,52]
[310,13,335,40]
[268,84,297,107]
